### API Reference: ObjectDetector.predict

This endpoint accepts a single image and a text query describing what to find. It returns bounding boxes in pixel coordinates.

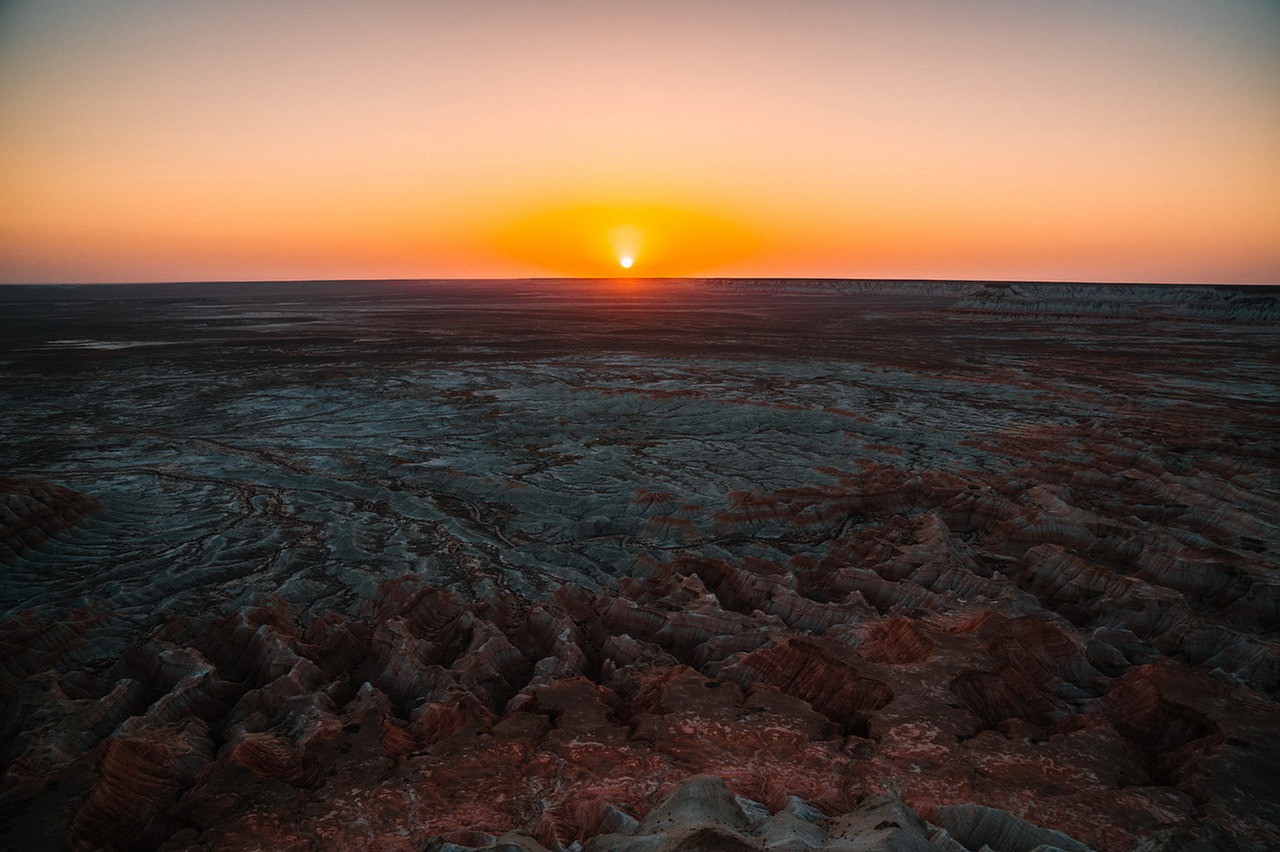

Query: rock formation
[1,280,1276,849]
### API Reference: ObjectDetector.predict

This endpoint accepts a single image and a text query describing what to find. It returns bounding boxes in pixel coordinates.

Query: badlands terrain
[0,279,1277,850]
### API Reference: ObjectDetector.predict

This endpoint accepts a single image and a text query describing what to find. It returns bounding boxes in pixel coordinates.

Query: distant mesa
[948,281,1280,321]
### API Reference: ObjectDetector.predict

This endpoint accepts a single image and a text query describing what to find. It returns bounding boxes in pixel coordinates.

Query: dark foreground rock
[1,559,1275,851]
[424,774,1094,852]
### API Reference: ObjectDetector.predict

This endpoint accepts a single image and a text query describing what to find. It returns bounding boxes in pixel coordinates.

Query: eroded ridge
[2,505,1277,849]
[0,478,100,564]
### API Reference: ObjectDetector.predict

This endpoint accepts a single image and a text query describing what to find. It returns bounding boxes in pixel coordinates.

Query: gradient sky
[1,0,1278,284]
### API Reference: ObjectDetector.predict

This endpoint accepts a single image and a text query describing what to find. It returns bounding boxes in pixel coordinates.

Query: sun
[492,205,757,276]
[610,224,643,273]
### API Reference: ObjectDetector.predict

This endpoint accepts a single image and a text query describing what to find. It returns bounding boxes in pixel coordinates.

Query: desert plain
[1,279,1277,851]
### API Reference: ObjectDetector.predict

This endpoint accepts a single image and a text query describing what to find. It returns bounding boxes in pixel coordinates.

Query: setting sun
[491,204,757,277]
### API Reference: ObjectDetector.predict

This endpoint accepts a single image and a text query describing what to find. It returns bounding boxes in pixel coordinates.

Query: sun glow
[0,2,1276,284]
[491,205,757,277]
[609,224,642,275]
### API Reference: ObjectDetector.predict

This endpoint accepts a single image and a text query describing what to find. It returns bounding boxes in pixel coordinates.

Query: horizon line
[2,276,1277,288]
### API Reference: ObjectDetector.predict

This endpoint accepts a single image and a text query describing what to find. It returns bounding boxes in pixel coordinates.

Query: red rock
[722,638,892,734]
[71,719,213,850]
[855,617,935,664]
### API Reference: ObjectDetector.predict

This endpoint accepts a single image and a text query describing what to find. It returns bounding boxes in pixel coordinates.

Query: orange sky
[1,0,1278,284]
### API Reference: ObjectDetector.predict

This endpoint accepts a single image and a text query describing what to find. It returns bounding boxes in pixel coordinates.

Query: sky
[1,0,1278,284]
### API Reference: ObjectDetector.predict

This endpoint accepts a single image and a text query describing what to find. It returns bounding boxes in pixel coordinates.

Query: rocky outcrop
[921,803,1091,852]
[421,774,1091,852]
[2,555,1276,850]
